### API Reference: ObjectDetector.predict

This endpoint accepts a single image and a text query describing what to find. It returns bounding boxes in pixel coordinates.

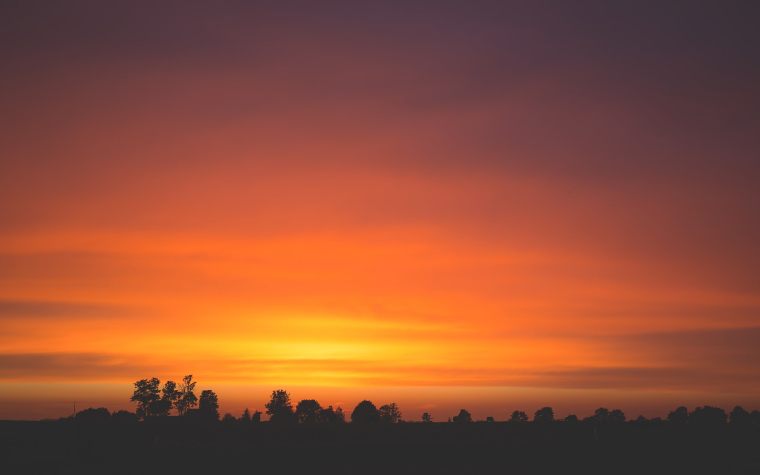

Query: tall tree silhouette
[378,403,402,423]
[534,407,554,422]
[266,389,296,423]
[422,412,432,423]
[199,390,220,420]
[351,400,379,423]
[240,408,252,422]
[295,399,322,423]
[130,378,161,420]
[176,375,198,416]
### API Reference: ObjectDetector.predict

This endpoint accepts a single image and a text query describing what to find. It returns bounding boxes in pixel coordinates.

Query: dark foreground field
[2,420,759,474]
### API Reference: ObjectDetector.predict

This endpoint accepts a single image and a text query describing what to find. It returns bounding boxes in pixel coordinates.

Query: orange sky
[1,1,759,420]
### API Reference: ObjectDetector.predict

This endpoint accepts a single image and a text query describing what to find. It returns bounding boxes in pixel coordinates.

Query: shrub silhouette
[176,375,198,416]
[319,405,345,423]
[667,406,689,423]
[295,399,322,423]
[689,406,727,425]
[378,403,402,423]
[452,409,472,423]
[222,413,236,423]
[111,410,138,422]
[729,406,750,424]
[564,414,578,422]
[199,390,220,421]
[131,378,161,420]
[351,400,379,423]
[509,411,528,422]
[751,410,760,425]
[534,407,554,422]
[594,407,609,422]
[266,389,296,423]
[75,407,110,423]
[609,409,626,422]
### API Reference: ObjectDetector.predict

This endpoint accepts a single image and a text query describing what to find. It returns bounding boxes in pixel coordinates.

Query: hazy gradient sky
[1,0,759,421]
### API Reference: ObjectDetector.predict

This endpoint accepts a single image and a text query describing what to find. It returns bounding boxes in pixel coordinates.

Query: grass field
[2,420,758,474]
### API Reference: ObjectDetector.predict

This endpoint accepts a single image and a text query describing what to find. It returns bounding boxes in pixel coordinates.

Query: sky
[1,0,759,421]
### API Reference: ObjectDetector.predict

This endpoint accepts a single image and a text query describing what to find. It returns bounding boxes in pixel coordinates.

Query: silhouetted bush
[609,409,626,422]
[564,414,578,422]
[594,407,609,422]
[689,406,727,425]
[266,390,296,423]
[222,413,236,423]
[319,405,345,423]
[351,400,379,423]
[378,403,402,423]
[534,407,554,422]
[510,411,528,422]
[199,390,220,421]
[729,406,750,424]
[667,406,689,423]
[75,407,110,423]
[111,410,138,422]
[421,412,432,423]
[295,399,322,423]
[453,409,472,423]
[751,410,760,425]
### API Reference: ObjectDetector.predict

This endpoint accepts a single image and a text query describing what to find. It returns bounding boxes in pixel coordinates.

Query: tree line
[62,376,760,427]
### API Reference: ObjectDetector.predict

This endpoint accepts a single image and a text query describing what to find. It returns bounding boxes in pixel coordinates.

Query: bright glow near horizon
[1,1,759,420]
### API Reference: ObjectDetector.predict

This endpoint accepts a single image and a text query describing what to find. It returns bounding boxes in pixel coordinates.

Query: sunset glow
[1,1,759,421]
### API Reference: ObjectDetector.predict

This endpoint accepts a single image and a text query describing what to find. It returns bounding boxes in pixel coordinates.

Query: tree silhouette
[689,406,727,424]
[564,414,578,422]
[111,410,138,422]
[266,389,296,423]
[75,407,110,423]
[609,409,626,422]
[667,406,689,423]
[130,378,161,420]
[295,399,322,423]
[199,390,220,421]
[240,408,252,422]
[176,375,198,416]
[534,407,554,422]
[319,405,345,423]
[422,412,432,423]
[452,409,472,423]
[635,415,648,422]
[751,410,760,425]
[594,407,610,422]
[222,413,236,423]
[252,410,262,423]
[351,400,379,423]
[729,406,750,424]
[509,411,528,422]
[378,403,402,423]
